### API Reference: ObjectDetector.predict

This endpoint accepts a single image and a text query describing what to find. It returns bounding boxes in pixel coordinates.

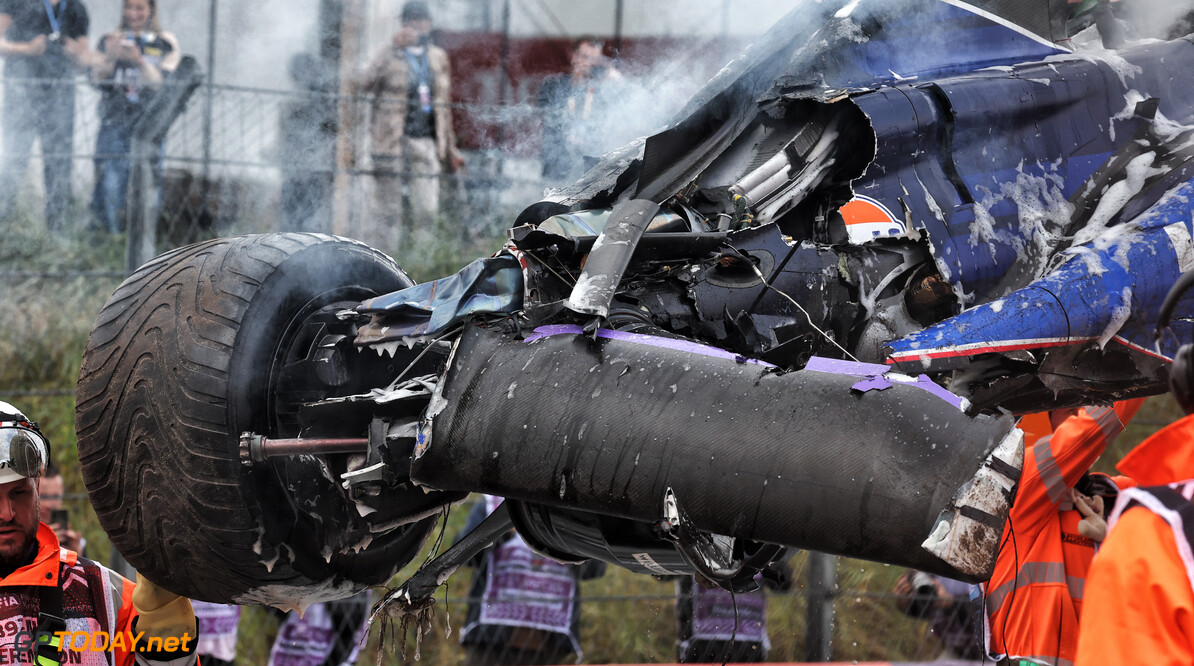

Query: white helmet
[0,401,49,484]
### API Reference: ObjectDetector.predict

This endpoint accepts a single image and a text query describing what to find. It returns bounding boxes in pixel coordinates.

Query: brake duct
[411,323,1022,581]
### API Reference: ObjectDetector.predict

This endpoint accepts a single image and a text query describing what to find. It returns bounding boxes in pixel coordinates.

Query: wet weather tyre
[76,233,433,604]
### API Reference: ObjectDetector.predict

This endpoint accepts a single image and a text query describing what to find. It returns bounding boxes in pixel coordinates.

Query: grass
[2,200,1191,663]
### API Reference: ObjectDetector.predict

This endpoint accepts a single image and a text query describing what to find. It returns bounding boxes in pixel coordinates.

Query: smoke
[142,0,1194,91]
[383,2,804,190]
[1121,0,1194,40]
[555,38,746,166]
[541,0,1194,181]
[152,0,321,90]
[473,1,820,178]
[29,0,1194,240]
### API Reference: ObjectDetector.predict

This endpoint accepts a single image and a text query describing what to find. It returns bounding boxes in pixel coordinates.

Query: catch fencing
[0,72,549,273]
[225,546,986,664]
[0,69,554,404]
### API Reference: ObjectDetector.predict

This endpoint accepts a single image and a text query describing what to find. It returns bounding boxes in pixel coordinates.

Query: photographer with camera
[0,0,91,230]
[355,0,465,247]
[88,0,179,233]
[1074,274,1194,663]
[537,37,626,183]
[893,570,982,659]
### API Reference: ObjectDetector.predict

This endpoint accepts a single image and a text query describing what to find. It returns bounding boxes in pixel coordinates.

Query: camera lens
[906,572,938,616]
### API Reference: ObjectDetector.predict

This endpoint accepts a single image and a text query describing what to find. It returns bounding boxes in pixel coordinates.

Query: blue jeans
[0,78,76,230]
[91,122,133,233]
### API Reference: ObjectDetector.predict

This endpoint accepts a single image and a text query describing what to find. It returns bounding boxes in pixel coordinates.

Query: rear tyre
[76,233,437,604]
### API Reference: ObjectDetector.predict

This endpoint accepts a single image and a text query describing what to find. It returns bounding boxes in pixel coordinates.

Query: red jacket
[983,399,1144,665]
[0,524,196,665]
[1076,413,1194,664]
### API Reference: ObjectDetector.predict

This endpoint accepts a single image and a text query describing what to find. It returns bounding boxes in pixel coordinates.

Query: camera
[906,571,938,616]
[49,508,69,529]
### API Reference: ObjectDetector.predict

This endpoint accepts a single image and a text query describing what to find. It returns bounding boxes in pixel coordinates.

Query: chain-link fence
[1,72,547,270]
[219,550,987,665]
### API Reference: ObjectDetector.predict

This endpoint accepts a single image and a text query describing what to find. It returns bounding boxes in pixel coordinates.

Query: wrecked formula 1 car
[75,0,1194,611]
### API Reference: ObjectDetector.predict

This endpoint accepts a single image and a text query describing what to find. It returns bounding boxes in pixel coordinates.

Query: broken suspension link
[238,432,368,466]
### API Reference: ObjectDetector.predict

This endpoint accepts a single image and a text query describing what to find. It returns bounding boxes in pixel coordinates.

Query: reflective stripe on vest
[1108,481,1194,590]
[1086,405,1124,442]
[985,561,1086,617]
[1034,435,1068,505]
[1013,656,1074,666]
[1035,406,1124,505]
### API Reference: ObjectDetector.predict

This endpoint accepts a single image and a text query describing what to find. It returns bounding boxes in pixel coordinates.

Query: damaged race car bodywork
[76,0,1194,608]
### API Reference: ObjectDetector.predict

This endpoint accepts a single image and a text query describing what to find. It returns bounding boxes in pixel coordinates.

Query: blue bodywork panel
[887,180,1194,365]
[846,35,1194,375]
[853,37,1194,298]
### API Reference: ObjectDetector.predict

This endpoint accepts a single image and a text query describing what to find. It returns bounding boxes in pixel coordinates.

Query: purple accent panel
[851,377,893,392]
[525,325,775,367]
[522,324,584,341]
[804,356,893,376]
[807,357,966,410]
[915,374,966,410]
[523,330,967,408]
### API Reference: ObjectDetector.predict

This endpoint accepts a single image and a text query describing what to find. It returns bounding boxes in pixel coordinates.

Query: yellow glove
[131,574,197,643]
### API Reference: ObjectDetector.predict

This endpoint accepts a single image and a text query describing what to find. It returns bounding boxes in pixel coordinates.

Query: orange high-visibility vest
[983,399,1144,666]
[0,524,144,665]
[1076,414,1194,664]
[1115,412,1194,486]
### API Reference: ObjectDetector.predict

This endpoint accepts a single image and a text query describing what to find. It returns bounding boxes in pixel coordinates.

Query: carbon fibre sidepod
[412,323,1023,582]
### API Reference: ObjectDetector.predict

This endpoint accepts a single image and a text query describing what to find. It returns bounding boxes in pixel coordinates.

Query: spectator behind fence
[0,400,198,664]
[0,0,90,230]
[537,37,625,183]
[267,590,370,666]
[88,0,179,233]
[279,52,335,233]
[892,570,982,660]
[674,559,792,664]
[38,460,83,554]
[192,600,240,666]
[459,495,605,666]
[356,0,465,246]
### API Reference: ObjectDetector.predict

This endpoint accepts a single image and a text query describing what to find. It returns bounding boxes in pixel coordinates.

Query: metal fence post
[202,0,219,188]
[125,137,158,272]
[124,57,204,273]
[108,545,137,580]
[805,552,836,661]
[332,0,365,237]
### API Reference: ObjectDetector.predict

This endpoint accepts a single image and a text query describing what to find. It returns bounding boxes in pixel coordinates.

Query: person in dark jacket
[0,0,91,229]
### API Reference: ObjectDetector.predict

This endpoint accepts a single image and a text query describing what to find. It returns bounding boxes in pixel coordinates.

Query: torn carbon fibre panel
[412,323,1021,581]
